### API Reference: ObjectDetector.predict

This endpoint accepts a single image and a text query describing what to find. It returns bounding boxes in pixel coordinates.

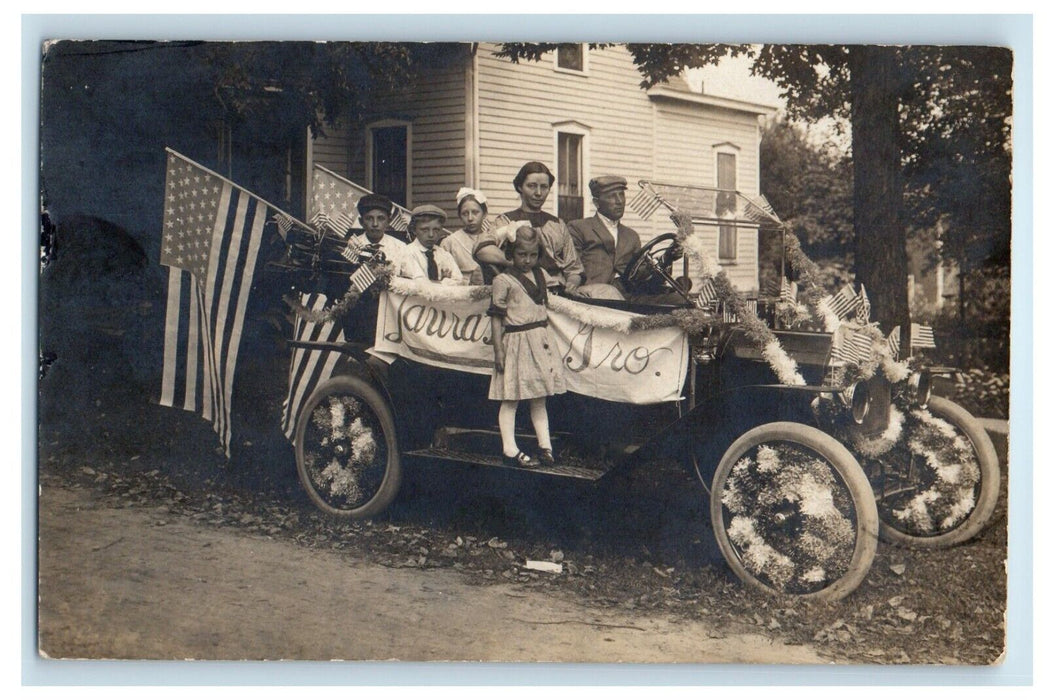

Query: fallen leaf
[888,595,905,607]
[890,563,906,575]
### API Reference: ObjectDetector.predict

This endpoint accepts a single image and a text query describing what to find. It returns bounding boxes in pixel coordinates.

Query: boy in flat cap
[567,176,642,298]
[398,205,463,284]
[349,193,407,268]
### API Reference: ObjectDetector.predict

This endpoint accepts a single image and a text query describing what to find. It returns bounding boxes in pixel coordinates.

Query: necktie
[424,249,439,281]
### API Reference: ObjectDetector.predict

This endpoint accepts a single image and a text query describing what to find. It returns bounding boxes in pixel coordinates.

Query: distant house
[309,43,777,293]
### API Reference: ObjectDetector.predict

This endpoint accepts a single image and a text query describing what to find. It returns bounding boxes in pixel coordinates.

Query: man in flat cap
[398,205,463,284]
[349,193,407,268]
[568,176,642,298]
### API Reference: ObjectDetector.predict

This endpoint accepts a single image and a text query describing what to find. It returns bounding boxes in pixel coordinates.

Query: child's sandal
[537,449,555,467]
[502,451,533,468]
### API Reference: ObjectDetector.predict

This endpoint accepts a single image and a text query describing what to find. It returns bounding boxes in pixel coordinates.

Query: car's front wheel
[710,422,879,602]
[294,375,401,519]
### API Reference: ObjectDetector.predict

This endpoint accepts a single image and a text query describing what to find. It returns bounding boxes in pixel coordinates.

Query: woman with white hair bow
[439,186,488,286]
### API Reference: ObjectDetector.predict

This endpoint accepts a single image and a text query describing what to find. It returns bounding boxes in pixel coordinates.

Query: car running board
[403,446,608,481]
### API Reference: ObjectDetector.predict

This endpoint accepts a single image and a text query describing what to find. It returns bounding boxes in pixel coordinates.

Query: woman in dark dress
[473,161,584,293]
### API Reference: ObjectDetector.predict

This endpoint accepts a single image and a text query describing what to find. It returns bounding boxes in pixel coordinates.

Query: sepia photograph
[34,29,1017,671]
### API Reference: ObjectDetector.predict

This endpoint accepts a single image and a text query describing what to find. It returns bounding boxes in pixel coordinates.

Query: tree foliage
[496,42,1010,339]
[759,119,854,259]
[201,42,452,136]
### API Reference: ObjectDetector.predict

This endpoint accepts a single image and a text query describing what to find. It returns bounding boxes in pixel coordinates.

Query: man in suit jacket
[568,176,641,296]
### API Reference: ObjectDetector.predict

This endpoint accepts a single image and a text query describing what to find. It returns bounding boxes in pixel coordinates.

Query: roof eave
[646,85,779,116]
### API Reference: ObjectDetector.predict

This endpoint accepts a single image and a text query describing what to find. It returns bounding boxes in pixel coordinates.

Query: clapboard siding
[324,58,470,217]
[476,43,657,233]
[309,43,766,290]
[312,126,350,174]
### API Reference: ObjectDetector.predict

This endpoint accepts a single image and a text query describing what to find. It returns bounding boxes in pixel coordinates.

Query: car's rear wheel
[710,422,879,602]
[294,375,401,519]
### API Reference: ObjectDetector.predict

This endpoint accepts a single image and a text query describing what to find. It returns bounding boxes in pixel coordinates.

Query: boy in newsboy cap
[397,205,463,284]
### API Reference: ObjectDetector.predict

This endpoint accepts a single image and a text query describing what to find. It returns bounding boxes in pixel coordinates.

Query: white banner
[373,291,688,404]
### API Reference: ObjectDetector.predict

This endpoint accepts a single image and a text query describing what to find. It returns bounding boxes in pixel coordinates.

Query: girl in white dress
[488,224,566,467]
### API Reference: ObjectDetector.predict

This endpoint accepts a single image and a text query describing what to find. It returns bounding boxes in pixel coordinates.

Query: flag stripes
[158,151,270,456]
[826,284,860,319]
[911,323,936,349]
[887,325,901,359]
[281,293,347,439]
[340,236,364,264]
[778,276,796,304]
[629,185,663,220]
[694,280,717,309]
[855,284,871,325]
[350,263,379,292]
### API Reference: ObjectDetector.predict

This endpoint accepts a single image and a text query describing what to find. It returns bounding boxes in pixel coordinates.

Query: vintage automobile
[274,183,1000,603]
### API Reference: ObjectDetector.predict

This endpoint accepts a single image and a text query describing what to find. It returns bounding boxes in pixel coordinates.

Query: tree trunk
[850,46,911,350]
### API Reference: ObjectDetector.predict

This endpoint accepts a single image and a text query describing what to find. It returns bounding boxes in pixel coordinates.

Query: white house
[309,43,777,293]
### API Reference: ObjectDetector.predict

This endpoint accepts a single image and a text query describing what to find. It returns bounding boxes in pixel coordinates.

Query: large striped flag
[280,293,347,439]
[158,149,297,455]
[778,276,797,304]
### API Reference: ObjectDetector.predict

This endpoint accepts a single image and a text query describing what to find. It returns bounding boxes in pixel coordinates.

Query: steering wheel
[621,232,684,293]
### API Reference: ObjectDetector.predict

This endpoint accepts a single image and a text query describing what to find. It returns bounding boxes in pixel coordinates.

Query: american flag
[826,284,860,319]
[481,218,493,234]
[350,263,379,292]
[340,236,364,264]
[694,280,717,309]
[911,323,936,350]
[841,331,874,365]
[742,195,779,225]
[273,212,295,239]
[281,293,347,440]
[310,166,360,236]
[389,208,409,233]
[778,276,796,304]
[158,150,282,456]
[311,164,422,237]
[854,284,871,325]
[720,299,757,323]
[830,329,873,366]
[887,325,901,359]
[629,185,664,220]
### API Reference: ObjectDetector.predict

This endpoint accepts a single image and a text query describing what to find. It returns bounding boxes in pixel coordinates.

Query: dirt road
[37,481,825,663]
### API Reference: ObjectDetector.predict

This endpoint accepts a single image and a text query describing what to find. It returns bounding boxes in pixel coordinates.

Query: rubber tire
[294,374,401,519]
[877,396,1001,548]
[710,422,879,602]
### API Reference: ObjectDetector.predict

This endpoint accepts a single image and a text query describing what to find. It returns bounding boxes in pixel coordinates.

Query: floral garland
[671,210,805,386]
[721,444,858,591]
[283,263,395,325]
[878,407,981,535]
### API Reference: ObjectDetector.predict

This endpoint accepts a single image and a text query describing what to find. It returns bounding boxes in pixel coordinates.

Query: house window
[557,132,585,222]
[716,150,739,261]
[366,120,412,208]
[555,44,587,74]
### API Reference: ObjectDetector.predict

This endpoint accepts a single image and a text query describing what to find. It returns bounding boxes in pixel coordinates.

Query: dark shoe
[537,449,555,467]
[502,451,534,468]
